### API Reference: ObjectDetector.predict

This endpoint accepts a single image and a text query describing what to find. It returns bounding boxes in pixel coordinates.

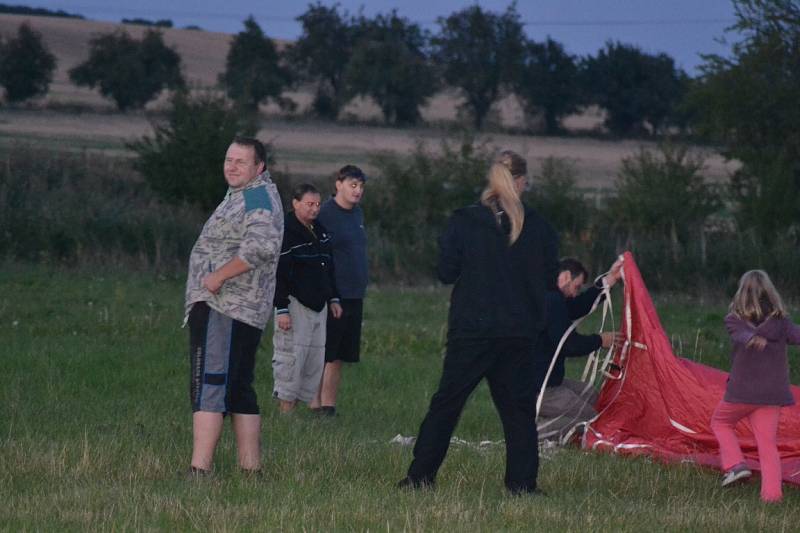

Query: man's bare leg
[232,413,262,471]
[320,360,343,407]
[191,411,224,471]
[309,371,325,409]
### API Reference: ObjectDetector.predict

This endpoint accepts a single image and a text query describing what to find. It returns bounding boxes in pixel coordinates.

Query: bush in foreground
[129,92,260,211]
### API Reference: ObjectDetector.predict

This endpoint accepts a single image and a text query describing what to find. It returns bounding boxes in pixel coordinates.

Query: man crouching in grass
[184,136,283,476]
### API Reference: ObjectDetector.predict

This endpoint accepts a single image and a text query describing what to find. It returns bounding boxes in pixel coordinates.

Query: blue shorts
[189,302,262,414]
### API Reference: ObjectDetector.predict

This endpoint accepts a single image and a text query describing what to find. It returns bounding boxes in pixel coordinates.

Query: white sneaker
[721,465,752,487]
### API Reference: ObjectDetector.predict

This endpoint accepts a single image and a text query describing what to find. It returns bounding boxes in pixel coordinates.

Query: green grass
[2,267,800,531]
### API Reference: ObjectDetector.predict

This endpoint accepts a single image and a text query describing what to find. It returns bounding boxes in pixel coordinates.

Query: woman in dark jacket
[272,184,342,413]
[399,151,559,494]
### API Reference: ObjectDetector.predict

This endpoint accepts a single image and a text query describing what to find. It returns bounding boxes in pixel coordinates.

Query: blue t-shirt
[318,198,368,299]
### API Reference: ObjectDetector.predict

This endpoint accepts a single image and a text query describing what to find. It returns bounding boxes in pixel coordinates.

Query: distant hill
[0,3,83,19]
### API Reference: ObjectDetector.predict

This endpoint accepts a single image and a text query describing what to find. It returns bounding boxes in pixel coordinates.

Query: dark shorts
[325,298,363,363]
[189,301,263,414]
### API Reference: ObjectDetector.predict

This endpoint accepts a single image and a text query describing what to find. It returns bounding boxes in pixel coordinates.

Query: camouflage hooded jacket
[184,171,284,330]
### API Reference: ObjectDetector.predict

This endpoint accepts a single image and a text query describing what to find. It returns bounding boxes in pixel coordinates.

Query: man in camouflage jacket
[184,136,283,475]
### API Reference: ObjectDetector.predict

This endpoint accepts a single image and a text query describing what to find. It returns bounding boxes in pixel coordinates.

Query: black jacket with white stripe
[274,212,340,314]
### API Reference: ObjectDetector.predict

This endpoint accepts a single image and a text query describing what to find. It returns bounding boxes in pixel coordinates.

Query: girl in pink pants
[711,270,800,503]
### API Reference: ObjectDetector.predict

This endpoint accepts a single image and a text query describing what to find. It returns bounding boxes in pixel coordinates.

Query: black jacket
[438,202,559,341]
[536,285,604,388]
[274,212,339,313]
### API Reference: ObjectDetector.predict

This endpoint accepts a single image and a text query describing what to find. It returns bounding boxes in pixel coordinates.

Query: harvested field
[0,108,736,189]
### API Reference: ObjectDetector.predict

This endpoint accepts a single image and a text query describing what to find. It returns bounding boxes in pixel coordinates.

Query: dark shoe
[321,406,337,417]
[397,477,435,490]
[508,486,546,497]
[186,466,212,480]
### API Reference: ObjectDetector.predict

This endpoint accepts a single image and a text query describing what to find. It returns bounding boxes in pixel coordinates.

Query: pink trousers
[710,400,782,502]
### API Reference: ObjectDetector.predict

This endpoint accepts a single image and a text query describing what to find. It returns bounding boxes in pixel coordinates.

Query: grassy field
[2,266,800,531]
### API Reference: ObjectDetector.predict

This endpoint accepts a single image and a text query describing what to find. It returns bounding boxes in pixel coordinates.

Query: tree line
[1,3,689,136]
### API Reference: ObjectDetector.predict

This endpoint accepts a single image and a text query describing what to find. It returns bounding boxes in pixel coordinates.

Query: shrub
[363,136,493,281]
[128,92,260,211]
[528,157,589,240]
[0,144,204,271]
[611,143,719,259]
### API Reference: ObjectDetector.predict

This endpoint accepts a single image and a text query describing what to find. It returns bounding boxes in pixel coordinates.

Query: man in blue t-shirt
[311,165,368,416]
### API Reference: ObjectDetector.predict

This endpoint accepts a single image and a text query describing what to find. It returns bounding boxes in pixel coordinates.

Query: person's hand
[747,335,767,351]
[604,257,624,288]
[202,272,224,294]
[601,331,624,349]
[330,302,343,319]
[277,314,292,331]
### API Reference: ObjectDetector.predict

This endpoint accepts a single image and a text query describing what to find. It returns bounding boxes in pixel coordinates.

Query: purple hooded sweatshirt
[723,314,800,405]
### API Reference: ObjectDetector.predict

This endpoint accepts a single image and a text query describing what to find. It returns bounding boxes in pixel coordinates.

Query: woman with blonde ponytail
[399,150,558,495]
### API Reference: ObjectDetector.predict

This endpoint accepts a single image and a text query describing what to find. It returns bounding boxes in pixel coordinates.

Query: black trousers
[406,338,539,493]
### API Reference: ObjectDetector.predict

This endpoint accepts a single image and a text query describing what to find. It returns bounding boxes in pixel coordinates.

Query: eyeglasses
[302,201,321,208]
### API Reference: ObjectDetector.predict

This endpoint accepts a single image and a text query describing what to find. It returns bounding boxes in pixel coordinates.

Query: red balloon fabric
[582,252,800,485]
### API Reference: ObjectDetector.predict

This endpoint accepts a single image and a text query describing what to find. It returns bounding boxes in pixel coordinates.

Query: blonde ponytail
[480,151,526,244]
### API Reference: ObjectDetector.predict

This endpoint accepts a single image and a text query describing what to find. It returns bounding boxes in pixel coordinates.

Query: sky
[15,1,740,74]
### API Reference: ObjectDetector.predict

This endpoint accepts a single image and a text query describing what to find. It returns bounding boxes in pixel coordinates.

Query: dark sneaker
[397,477,435,490]
[508,486,547,497]
[721,463,752,487]
[186,466,212,480]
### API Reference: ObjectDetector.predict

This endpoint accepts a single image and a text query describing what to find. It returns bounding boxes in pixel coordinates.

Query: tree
[128,92,260,211]
[69,29,184,110]
[344,12,437,125]
[514,38,581,134]
[689,0,800,241]
[288,3,356,119]
[582,42,687,137]
[219,16,292,112]
[0,23,56,103]
[432,5,525,129]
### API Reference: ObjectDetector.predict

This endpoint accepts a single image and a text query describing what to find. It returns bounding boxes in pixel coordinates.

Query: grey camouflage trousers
[272,297,327,403]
